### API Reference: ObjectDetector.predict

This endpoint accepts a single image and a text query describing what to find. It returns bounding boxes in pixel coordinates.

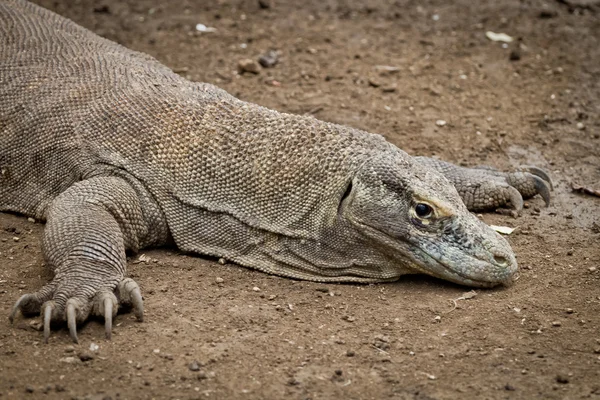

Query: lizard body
[0,0,552,342]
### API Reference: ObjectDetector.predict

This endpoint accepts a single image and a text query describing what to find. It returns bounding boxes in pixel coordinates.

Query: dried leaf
[459,290,478,300]
[571,183,600,198]
[490,225,515,235]
[485,31,514,43]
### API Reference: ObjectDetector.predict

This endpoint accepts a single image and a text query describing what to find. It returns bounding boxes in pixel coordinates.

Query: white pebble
[195,23,217,33]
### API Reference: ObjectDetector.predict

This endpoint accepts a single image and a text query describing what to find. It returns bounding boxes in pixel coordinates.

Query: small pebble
[258,50,278,68]
[435,119,447,127]
[576,122,585,130]
[556,375,569,384]
[551,321,562,327]
[346,350,355,357]
[215,277,224,283]
[252,286,260,292]
[504,384,516,391]
[188,360,201,371]
[589,267,597,272]
[29,320,43,331]
[368,78,381,88]
[25,385,35,393]
[566,308,574,314]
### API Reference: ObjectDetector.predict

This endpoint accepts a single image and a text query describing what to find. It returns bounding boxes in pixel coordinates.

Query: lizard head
[339,150,518,288]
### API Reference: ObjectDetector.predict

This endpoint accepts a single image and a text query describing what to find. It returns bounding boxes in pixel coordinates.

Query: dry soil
[1,0,600,399]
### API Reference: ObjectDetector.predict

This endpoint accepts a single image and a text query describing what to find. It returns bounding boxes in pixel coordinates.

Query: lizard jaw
[355,221,517,288]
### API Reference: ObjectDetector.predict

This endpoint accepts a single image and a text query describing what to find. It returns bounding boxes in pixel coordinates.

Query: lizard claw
[67,301,79,344]
[104,298,113,340]
[530,174,552,206]
[117,278,144,322]
[9,294,28,323]
[506,186,524,211]
[43,302,54,343]
[92,291,118,340]
[131,286,144,322]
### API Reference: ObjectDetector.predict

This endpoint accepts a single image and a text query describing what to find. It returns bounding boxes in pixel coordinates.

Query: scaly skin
[0,0,552,342]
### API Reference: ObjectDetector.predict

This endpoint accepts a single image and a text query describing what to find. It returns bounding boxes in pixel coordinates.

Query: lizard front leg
[9,176,154,343]
[415,157,553,213]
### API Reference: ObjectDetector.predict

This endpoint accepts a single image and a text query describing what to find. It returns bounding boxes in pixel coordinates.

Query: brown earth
[1,0,600,399]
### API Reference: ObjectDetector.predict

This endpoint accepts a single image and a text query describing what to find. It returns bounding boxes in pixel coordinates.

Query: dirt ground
[1,0,600,399]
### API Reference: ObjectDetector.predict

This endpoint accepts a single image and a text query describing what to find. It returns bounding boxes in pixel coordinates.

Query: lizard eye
[415,203,433,219]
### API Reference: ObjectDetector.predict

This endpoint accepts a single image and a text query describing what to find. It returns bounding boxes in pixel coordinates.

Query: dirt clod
[78,351,95,362]
[238,59,261,74]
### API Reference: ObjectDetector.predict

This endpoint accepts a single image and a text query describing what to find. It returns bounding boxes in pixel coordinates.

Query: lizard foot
[467,165,553,213]
[9,277,143,343]
[414,157,553,213]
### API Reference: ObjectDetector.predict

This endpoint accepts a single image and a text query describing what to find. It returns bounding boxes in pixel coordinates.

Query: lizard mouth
[412,246,513,288]
[356,220,514,288]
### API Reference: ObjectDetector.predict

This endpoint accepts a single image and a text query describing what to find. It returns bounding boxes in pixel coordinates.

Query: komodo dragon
[0,0,553,343]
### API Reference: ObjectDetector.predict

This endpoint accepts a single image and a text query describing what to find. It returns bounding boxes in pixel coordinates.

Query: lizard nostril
[494,255,510,267]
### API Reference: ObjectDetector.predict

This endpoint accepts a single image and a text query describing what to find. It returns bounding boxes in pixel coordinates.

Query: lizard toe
[468,181,524,212]
[91,290,118,340]
[9,282,57,323]
[506,170,553,207]
[115,278,144,322]
[518,165,554,190]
